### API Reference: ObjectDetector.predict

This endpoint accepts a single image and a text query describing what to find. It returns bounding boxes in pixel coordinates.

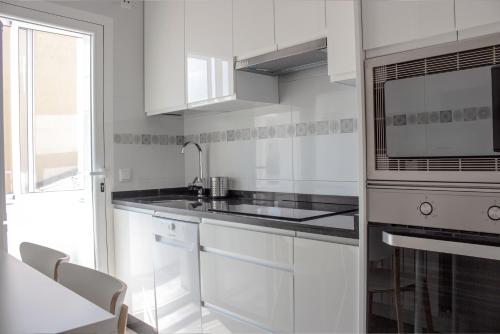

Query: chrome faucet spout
[180,141,204,197]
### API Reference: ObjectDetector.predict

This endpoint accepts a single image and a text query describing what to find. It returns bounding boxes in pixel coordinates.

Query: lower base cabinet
[202,306,268,334]
[294,238,359,333]
[113,208,156,329]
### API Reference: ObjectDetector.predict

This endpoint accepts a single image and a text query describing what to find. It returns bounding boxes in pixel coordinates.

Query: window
[4,22,91,194]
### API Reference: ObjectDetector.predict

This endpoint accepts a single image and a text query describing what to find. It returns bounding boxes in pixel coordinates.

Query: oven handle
[383,231,500,261]
[492,65,500,152]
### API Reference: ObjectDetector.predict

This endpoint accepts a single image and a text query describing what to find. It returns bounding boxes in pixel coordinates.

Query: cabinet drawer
[202,306,269,334]
[200,251,293,333]
[200,222,293,267]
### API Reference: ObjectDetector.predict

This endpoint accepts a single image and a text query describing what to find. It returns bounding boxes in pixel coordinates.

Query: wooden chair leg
[393,248,404,334]
[423,279,434,333]
[118,304,128,334]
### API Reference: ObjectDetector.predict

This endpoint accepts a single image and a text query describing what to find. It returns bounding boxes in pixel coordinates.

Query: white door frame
[0,0,114,273]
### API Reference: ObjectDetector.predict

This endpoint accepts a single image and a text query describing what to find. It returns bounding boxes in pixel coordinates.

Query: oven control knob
[488,206,500,221]
[169,223,176,231]
[419,202,433,216]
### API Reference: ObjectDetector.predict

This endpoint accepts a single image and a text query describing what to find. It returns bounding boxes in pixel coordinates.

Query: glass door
[1,10,105,269]
[367,224,500,333]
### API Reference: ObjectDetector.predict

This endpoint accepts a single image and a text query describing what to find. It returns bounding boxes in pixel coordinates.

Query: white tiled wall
[184,66,359,196]
[54,0,186,191]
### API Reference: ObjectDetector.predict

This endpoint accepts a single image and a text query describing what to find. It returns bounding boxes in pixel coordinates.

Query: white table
[0,251,114,333]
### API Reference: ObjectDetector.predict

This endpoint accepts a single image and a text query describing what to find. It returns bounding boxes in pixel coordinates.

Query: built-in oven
[365,33,500,184]
[367,223,500,333]
[367,187,500,333]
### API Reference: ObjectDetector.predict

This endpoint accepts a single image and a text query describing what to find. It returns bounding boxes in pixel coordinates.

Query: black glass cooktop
[209,204,347,222]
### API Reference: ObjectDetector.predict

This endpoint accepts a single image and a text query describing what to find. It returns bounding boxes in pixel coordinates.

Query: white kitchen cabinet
[113,208,156,329]
[361,0,456,57]
[202,306,267,334]
[294,237,359,333]
[200,252,294,333]
[326,0,356,84]
[274,0,326,49]
[455,0,500,40]
[233,0,276,60]
[144,0,186,115]
[185,0,234,105]
[199,221,294,333]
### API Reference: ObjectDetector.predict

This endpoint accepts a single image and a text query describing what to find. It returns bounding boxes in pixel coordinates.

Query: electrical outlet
[121,0,132,9]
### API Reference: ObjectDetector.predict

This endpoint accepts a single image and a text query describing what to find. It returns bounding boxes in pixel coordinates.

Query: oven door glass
[384,65,500,158]
[367,224,500,333]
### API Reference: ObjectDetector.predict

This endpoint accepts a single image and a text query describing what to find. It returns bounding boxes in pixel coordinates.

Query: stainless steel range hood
[235,38,327,76]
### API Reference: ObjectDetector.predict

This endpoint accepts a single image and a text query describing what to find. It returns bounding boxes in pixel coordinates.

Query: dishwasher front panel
[152,217,201,334]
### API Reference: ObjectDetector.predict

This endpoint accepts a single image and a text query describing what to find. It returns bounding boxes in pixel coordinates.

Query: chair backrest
[57,262,127,316]
[19,242,69,280]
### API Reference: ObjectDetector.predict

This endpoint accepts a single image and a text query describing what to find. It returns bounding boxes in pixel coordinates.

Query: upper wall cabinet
[326,0,356,84]
[362,0,456,58]
[145,0,186,115]
[455,0,500,40]
[185,0,234,105]
[274,0,326,49]
[233,0,276,60]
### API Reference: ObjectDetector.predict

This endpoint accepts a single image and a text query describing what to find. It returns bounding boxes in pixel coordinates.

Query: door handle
[383,231,500,261]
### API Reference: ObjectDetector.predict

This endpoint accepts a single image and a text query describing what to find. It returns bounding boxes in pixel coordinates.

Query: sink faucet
[180,141,204,197]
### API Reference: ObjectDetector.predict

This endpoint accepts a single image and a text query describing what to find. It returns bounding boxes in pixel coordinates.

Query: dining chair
[57,262,128,334]
[19,242,69,281]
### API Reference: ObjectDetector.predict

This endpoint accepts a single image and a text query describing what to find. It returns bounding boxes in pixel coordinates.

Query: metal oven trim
[365,33,500,185]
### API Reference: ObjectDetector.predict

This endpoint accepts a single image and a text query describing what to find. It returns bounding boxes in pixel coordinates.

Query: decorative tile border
[386,106,492,127]
[113,133,185,145]
[114,118,357,146]
[185,118,358,144]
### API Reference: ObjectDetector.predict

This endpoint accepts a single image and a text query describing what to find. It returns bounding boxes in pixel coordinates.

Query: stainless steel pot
[209,177,229,198]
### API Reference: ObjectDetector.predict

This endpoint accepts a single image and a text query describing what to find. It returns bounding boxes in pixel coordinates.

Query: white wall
[184,66,359,196]
[52,0,185,191]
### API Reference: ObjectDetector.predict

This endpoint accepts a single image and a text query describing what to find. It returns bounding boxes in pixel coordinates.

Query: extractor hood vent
[235,38,327,76]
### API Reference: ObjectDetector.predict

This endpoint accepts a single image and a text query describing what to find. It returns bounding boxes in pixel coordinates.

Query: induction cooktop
[208,204,350,222]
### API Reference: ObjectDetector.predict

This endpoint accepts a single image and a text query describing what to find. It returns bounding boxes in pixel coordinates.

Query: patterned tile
[151,135,159,145]
[296,123,307,136]
[453,109,463,122]
[307,122,316,136]
[227,130,235,142]
[464,107,477,121]
[258,127,268,139]
[160,135,169,145]
[429,111,440,124]
[316,121,329,135]
[141,134,151,145]
[340,119,354,133]
[242,128,251,140]
[478,106,492,120]
[440,110,452,123]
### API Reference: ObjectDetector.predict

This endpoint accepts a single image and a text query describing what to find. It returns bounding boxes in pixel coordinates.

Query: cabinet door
[185,0,234,104]
[361,0,456,56]
[233,0,276,60]
[456,0,500,39]
[145,0,186,115]
[202,306,268,334]
[294,238,359,333]
[113,209,156,329]
[274,0,326,49]
[326,0,356,84]
[200,251,294,333]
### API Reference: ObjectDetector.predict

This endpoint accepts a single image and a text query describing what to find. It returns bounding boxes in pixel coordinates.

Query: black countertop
[112,188,359,239]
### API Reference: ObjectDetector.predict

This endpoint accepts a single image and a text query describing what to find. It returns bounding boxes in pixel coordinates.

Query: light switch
[119,168,132,182]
